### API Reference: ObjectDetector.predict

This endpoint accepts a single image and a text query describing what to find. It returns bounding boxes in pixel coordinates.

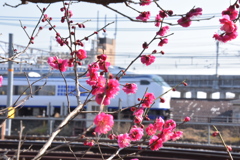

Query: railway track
[1,137,240,160]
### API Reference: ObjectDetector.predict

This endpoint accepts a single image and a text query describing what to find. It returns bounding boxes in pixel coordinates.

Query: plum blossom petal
[122,83,138,94]
[136,11,151,21]
[141,55,156,66]
[117,133,131,148]
[94,112,114,134]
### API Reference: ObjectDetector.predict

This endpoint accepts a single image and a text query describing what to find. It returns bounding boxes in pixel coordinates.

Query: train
[0,71,172,120]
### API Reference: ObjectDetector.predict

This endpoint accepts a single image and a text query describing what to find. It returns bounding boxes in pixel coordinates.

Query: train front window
[152,75,169,87]
[140,80,150,85]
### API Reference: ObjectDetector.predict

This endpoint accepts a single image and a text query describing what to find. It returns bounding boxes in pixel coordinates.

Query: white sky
[0,0,240,75]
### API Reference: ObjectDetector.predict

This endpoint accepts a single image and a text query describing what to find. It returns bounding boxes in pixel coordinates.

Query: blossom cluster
[213,4,239,42]
[85,54,137,105]
[116,117,182,150]
[47,56,73,72]
[139,8,202,66]
[177,8,202,27]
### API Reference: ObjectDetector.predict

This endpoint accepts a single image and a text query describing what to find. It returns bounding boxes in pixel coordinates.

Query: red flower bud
[142,42,148,49]
[152,50,157,54]
[130,107,136,112]
[160,97,165,103]
[212,131,219,137]
[184,116,190,122]
[168,10,173,16]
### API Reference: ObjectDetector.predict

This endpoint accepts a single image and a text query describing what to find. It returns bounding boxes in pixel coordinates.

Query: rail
[1,140,240,160]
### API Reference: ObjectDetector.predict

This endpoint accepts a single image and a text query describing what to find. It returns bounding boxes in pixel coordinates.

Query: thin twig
[17,121,25,160]
[212,125,233,160]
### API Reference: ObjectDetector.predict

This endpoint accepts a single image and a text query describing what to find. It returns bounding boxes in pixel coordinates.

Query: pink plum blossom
[122,83,138,94]
[65,10,73,18]
[86,63,100,85]
[222,6,238,20]
[98,60,110,72]
[141,55,156,66]
[76,49,87,60]
[142,92,155,108]
[47,56,68,72]
[177,17,192,27]
[213,15,238,42]
[140,0,151,6]
[159,10,168,18]
[177,7,202,27]
[158,38,168,46]
[84,140,95,147]
[129,126,144,141]
[186,8,202,17]
[161,127,174,142]
[95,93,111,105]
[164,119,176,129]
[136,11,151,21]
[154,117,165,131]
[146,124,157,136]
[105,79,120,98]
[133,108,144,124]
[94,112,114,134]
[86,71,99,86]
[91,76,106,95]
[213,32,238,42]
[155,14,161,27]
[219,15,237,33]
[117,133,131,148]
[170,131,183,141]
[97,54,107,61]
[56,36,65,46]
[156,26,169,36]
[0,76,3,87]
[149,135,163,151]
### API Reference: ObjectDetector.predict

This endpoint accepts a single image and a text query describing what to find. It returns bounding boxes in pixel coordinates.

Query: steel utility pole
[213,41,219,90]
[6,33,14,136]
[216,41,219,76]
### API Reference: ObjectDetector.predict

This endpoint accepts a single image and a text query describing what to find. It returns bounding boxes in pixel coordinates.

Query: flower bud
[160,97,165,103]
[184,116,190,122]
[142,42,148,49]
[212,131,219,137]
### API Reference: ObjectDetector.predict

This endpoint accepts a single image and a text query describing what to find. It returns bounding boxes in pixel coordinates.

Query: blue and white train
[0,72,172,119]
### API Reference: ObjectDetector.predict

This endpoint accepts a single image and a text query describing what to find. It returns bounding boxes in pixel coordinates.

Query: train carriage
[0,72,172,119]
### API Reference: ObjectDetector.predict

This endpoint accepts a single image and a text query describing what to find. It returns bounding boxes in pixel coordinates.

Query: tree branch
[20,0,127,5]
